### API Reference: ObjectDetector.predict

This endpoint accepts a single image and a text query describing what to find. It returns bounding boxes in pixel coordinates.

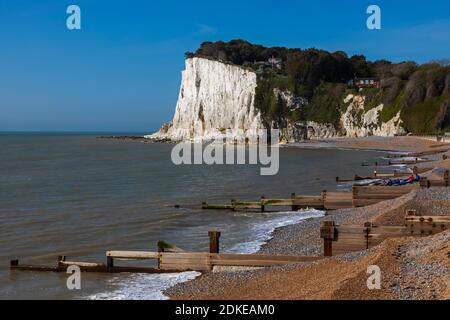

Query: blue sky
[0,0,449,132]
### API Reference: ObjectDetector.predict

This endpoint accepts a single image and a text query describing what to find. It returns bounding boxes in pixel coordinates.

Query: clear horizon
[1,0,450,132]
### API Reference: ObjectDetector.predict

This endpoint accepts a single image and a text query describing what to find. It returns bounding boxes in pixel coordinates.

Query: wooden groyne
[336,166,433,182]
[203,186,416,212]
[10,231,323,274]
[320,211,450,256]
[203,172,449,212]
[385,148,450,158]
[361,159,433,167]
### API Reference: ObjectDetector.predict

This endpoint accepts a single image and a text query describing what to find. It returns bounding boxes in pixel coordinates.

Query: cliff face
[150,58,406,142]
[148,57,263,142]
[341,94,406,137]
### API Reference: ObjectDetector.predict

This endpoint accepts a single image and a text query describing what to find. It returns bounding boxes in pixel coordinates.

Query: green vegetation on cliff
[188,40,450,134]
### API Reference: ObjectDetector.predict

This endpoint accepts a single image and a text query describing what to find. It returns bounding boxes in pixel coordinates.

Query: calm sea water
[0,133,382,299]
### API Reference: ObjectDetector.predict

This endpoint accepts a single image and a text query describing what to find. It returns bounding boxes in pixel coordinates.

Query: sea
[0,133,384,299]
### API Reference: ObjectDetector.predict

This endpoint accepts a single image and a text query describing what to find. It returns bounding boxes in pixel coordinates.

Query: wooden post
[209,231,221,254]
[321,190,327,209]
[320,221,335,257]
[419,176,428,189]
[364,222,372,249]
[157,242,164,269]
[444,170,449,187]
[261,196,265,212]
[57,255,66,268]
[352,185,358,208]
[291,193,298,211]
[107,256,114,268]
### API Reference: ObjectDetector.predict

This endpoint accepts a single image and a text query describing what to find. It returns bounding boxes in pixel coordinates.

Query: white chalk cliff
[149,58,406,142]
[148,57,263,142]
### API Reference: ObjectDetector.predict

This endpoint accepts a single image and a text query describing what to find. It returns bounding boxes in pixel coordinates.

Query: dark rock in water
[96,135,176,144]
[97,136,151,142]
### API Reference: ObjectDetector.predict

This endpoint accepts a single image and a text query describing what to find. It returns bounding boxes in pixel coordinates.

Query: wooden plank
[354,194,408,200]
[11,262,180,274]
[106,251,159,260]
[324,192,353,199]
[59,261,105,268]
[209,259,304,267]
[354,185,417,193]
[210,253,322,262]
[233,202,262,209]
[202,203,234,210]
[404,216,450,223]
[161,252,210,259]
[262,199,293,206]
[160,265,210,271]
[428,180,447,187]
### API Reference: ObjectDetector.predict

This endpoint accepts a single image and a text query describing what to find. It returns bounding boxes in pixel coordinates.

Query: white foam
[227,209,325,254]
[84,271,200,300]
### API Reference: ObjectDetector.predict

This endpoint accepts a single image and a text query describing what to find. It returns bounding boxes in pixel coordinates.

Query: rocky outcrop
[273,88,307,111]
[341,94,406,137]
[147,57,263,142]
[278,121,341,143]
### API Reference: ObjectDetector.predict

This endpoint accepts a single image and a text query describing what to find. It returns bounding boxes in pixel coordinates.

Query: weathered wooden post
[107,256,114,268]
[291,193,299,211]
[352,185,358,208]
[157,242,164,269]
[321,190,327,209]
[57,255,66,268]
[209,231,221,254]
[364,222,373,249]
[261,196,265,212]
[444,170,449,187]
[10,260,19,268]
[320,221,336,257]
[419,176,428,189]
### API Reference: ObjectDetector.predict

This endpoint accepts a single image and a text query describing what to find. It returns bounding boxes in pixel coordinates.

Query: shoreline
[99,135,448,153]
[165,136,450,300]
